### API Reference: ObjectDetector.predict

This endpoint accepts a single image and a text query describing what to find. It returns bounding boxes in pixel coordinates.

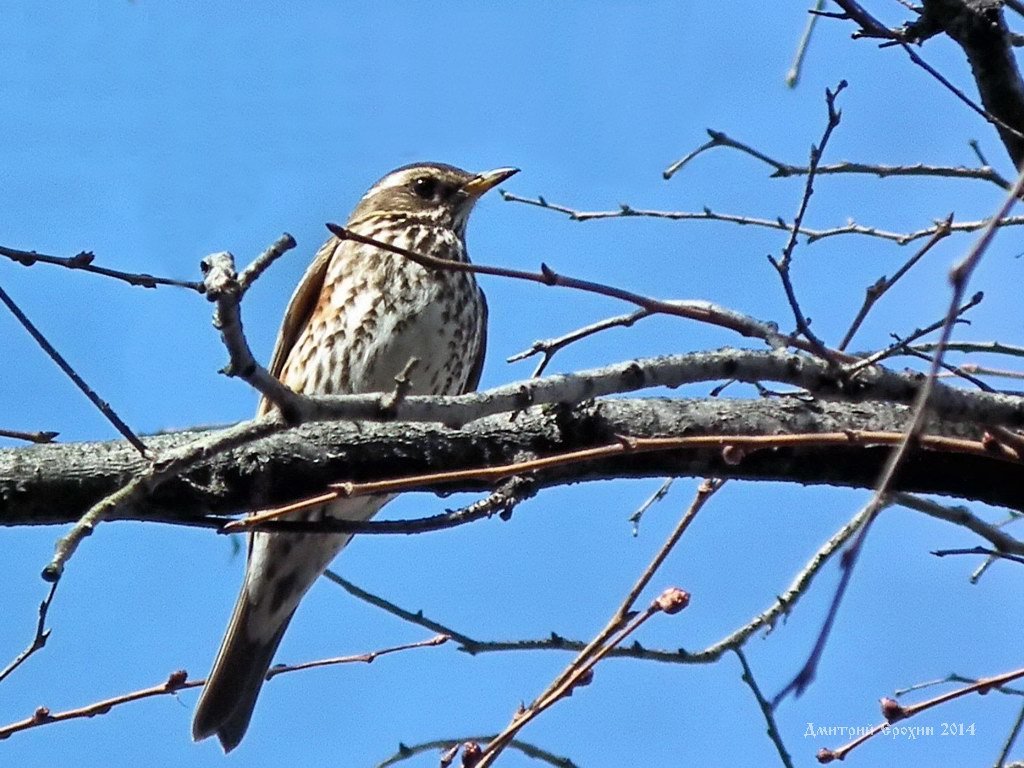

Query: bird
[192,162,517,751]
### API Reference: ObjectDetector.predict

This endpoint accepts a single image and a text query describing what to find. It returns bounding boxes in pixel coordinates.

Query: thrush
[192,162,517,751]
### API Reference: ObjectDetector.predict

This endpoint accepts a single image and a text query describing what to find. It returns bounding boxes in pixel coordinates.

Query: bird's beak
[462,167,519,199]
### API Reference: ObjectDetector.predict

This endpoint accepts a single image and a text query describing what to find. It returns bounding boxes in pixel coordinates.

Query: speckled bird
[192,162,517,751]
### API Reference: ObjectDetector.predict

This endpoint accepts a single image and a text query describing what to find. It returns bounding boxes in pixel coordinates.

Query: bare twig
[735,649,794,768]
[775,163,1024,707]
[0,634,444,741]
[42,417,287,582]
[475,480,715,766]
[0,244,205,291]
[323,571,479,649]
[0,583,58,685]
[839,214,954,350]
[507,309,653,377]
[375,737,578,768]
[664,128,1010,189]
[0,282,147,456]
[819,666,1024,762]
[996,702,1024,768]
[477,587,690,767]
[913,341,1024,359]
[845,292,983,372]
[203,236,304,418]
[0,428,59,444]
[628,477,675,535]
[501,191,1024,245]
[930,546,1024,567]
[768,81,846,358]
[264,634,448,679]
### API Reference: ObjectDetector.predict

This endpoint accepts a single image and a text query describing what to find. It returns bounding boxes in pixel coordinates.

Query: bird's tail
[192,591,295,752]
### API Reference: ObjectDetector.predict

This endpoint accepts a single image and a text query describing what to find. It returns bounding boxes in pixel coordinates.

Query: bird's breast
[280,226,483,398]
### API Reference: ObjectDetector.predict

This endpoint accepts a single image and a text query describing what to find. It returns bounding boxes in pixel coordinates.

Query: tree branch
[4,396,1024,530]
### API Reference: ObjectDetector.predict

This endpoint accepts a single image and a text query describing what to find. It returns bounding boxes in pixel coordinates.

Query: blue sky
[2,3,1022,767]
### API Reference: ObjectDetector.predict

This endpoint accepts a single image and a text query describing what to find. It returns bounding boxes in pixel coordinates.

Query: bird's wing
[257,236,338,417]
[462,287,488,394]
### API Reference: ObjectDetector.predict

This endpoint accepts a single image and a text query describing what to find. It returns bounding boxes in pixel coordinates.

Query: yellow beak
[462,167,519,198]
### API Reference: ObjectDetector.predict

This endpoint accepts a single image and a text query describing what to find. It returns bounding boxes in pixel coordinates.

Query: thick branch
[915,0,1024,167]
[2,397,1023,527]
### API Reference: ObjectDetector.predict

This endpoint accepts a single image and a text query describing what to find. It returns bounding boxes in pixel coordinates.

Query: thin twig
[0,244,205,291]
[775,163,1024,706]
[507,309,653,377]
[0,583,58,684]
[375,737,579,768]
[42,417,287,582]
[995,702,1024,768]
[839,214,954,350]
[893,493,1024,558]
[265,634,448,679]
[734,649,794,768]
[0,634,444,741]
[819,666,1024,762]
[477,587,690,767]
[628,477,675,535]
[664,128,1010,189]
[0,282,147,456]
[0,428,59,444]
[930,546,1024,567]
[501,191,1024,245]
[845,292,984,372]
[768,81,846,358]
[327,223,852,361]
[323,571,479,649]
[475,481,717,766]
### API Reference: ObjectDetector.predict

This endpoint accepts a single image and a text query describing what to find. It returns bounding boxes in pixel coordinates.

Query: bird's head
[350,162,518,234]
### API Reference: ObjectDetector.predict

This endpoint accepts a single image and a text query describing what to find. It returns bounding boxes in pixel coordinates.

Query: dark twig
[734,649,794,768]
[775,164,1024,707]
[664,128,1011,189]
[826,0,895,39]
[839,214,954,350]
[0,635,443,741]
[501,193,1024,245]
[0,282,147,456]
[845,292,983,372]
[0,428,59,444]
[0,244,205,292]
[323,571,479,649]
[628,477,675,536]
[264,634,448,679]
[930,546,1024,567]
[819,666,1024,762]
[831,0,1024,163]
[328,223,851,360]
[996,701,1024,768]
[507,309,653,377]
[475,481,716,766]
[893,493,1024,558]
[375,737,578,768]
[0,583,58,685]
[768,81,847,359]
[913,340,1024,359]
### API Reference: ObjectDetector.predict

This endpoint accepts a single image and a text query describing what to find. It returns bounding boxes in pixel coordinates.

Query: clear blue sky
[2,3,1022,767]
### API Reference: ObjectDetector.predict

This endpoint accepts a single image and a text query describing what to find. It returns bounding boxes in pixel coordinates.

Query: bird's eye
[412,176,438,200]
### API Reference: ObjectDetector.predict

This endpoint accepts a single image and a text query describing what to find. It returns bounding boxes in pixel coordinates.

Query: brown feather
[463,287,488,394]
[257,237,338,417]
